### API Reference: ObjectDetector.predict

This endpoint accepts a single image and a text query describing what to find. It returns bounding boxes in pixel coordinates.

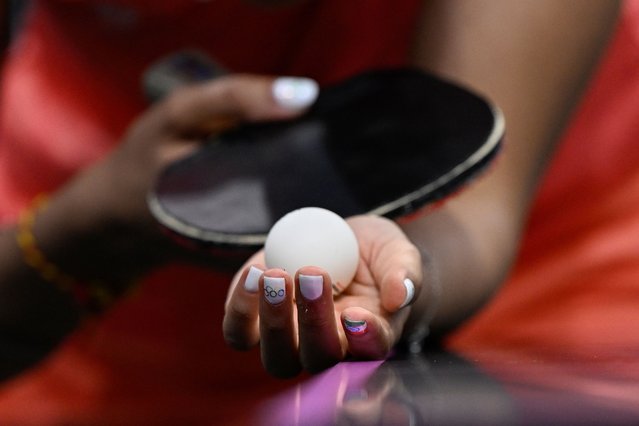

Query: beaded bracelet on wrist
[16,194,117,315]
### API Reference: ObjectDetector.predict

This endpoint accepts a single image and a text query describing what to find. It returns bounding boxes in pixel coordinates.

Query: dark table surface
[254,346,639,426]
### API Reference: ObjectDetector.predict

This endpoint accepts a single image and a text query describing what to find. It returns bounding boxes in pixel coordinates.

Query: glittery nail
[344,318,368,335]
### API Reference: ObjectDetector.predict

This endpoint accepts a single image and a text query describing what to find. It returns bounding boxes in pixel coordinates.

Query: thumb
[348,216,423,312]
[375,240,422,313]
[157,74,319,136]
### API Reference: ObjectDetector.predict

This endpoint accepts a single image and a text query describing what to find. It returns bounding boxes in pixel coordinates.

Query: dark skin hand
[0,74,318,362]
[224,215,423,378]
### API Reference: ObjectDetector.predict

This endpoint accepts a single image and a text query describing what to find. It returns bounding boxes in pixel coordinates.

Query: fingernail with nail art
[272,77,319,110]
[264,276,286,304]
[399,278,415,309]
[299,274,323,300]
[344,318,368,335]
[244,266,263,293]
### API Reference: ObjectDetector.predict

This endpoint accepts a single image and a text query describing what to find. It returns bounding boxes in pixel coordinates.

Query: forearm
[0,218,81,379]
[0,178,113,347]
[0,163,168,371]
[0,223,80,341]
[401,178,523,341]
[403,0,621,342]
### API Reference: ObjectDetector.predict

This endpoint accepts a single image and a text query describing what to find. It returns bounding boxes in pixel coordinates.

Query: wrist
[400,245,442,353]
[22,188,141,314]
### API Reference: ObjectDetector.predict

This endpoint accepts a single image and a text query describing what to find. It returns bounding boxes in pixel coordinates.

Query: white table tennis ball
[264,207,359,293]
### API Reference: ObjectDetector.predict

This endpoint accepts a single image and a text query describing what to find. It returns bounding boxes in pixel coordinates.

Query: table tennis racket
[148,68,504,252]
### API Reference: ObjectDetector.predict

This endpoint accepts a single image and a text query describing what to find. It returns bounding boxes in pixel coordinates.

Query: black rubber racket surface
[148,68,504,251]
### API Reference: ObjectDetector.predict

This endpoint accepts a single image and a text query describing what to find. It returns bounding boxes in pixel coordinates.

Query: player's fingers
[295,266,346,373]
[225,251,265,307]
[223,264,264,350]
[380,268,420,314]
[374,239,423,313]
[259,269,302,378]
[347,215,422,312]
[341,307,395,360]
[159,74,319,135]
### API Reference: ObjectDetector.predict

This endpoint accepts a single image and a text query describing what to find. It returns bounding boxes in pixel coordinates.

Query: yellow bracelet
[16,194,115,314]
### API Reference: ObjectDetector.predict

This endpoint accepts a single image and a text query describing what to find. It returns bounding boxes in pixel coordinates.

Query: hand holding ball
[264,207,359,294]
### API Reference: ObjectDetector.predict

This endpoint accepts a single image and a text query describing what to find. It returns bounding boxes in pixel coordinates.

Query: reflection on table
[255,346,639,425]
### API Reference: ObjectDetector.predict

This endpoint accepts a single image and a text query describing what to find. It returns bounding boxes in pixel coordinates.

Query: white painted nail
[399,278,415,309]
[272,77,319,110]
[264,276,286,305]
[299,274,323,300]
[244,266,263,293]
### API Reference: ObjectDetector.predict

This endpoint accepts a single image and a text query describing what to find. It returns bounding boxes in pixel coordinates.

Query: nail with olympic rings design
[264,276,286,305]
